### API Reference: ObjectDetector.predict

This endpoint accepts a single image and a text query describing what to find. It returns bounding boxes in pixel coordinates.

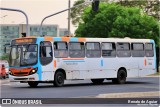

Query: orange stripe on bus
[62,37,70,42]
[144,59,147,66]
[62,58,84,60]
[78,38,86,42]
[54,60,57,68]
[44,36,53,41]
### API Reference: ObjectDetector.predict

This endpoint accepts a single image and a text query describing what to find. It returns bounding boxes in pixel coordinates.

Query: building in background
[59,28,69,37]
[0,24,68,57]
[30,24,59,37]
[0,24,19,57]
[19,24,59,37]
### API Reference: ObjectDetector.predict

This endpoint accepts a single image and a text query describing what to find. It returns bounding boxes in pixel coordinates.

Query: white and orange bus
[9,36,156,87]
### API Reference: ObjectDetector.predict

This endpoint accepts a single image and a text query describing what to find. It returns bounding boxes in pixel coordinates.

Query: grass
[149,72,160,76]
[154,72,160,75]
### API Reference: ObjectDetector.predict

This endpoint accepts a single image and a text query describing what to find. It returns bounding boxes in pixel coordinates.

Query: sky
[0,0,78,33]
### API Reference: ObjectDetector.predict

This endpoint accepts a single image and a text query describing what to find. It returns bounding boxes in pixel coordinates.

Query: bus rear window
[131,43,144,57]
[145,43,154,57]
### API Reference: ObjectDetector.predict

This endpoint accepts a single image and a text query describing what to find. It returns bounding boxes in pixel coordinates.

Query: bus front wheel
[91,79,104,84]
[28,81,39,87]
[54,71,64,87]
[112,69,127,84]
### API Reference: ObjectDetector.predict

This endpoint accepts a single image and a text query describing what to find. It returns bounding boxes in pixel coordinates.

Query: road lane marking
[2,83,11,85]
[0,79,10,84]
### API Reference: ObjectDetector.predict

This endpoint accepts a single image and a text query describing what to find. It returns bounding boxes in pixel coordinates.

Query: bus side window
[101,42,116,57]
[145,43,154,57]
[86,42,101,58]
[117,42,131,57]
[131,43,144,57]
[40,41,53,65]
[69,42,85,58]
[54,42,68,58]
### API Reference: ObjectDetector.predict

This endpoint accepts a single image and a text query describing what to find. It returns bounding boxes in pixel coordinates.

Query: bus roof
[13,36,154,43]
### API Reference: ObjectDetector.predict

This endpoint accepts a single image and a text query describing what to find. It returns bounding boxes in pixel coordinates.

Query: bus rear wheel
[91,79,104,84]
[28,81,39,87]
[54,71,64,87]
[112,69,127,84]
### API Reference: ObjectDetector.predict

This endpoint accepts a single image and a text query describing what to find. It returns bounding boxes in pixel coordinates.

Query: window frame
[101,42,116,57]
[131,43,145,57]
[85,42,101,58]
[40,41,53,65]
[69,42,85,58]
[145,43,154,57]
[54,41,68,58]
[116,42,131,57]
[145,43,153,51]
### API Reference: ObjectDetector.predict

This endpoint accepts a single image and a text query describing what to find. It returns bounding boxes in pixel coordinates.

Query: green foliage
[75,3,159,47]
[71,0,159,26]
[0,54,9,61]
[117,0,160,20]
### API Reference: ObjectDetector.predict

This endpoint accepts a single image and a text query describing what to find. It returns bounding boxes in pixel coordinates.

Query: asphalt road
[0,77,159,98]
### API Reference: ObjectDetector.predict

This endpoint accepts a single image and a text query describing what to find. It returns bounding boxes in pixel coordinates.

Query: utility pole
[68,0,71,36]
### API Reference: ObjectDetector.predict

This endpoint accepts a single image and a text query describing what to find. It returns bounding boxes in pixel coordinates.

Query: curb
[0,79,9,84]
[96,91,160,98]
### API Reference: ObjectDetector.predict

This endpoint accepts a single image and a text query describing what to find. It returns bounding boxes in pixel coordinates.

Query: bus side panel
[102,58,118,78]
[83,58,117,79]
[56,58,87,79]
[41,61,54,81]
[115,57,139,78]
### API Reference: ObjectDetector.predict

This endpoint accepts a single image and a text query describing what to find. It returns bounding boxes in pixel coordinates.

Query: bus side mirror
[92,0,100,12]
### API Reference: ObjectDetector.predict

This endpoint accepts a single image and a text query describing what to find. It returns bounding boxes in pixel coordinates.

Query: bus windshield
[9,44,37,67]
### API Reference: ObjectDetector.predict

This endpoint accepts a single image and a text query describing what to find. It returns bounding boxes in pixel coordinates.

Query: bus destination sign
[11,38,37,45]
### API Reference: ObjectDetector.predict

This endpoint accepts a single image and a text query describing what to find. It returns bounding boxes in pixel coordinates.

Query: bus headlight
[29,68,38,75]
[32,69,36,73]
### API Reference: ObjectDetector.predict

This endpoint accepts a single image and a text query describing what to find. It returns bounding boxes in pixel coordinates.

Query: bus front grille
[13,72,29,76]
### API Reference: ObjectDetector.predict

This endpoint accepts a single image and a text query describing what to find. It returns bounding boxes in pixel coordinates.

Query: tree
[70,0,86,26]
[0,54,9,61]
[71,0,160,25]
[116,0,160,20]
[71,0,110,26]
[75,3,159,47]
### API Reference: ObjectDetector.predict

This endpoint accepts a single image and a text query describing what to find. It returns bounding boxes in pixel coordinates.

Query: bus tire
[112,78,118,84]
[112,69,127,84]
[28,81,38,87]
[91,79,104,84]
[54,71,64,87]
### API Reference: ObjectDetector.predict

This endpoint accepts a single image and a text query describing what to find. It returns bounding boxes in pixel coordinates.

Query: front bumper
[9,74,39,82]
